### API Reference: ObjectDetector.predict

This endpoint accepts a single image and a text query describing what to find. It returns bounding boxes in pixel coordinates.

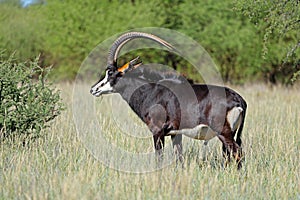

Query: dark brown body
[115,67,247,168]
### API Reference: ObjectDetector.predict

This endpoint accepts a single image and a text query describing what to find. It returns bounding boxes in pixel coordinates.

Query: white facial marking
[168,124,218,141]
[227,107,243,131]
[91,70,113,96]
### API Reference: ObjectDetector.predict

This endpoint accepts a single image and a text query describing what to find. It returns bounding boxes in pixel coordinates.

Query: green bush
[0,53,64,140]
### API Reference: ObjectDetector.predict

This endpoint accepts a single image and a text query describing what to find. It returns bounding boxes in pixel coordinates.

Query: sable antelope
[90,32,247,168]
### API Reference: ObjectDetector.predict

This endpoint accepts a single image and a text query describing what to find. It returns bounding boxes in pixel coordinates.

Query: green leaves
[0,53,64,140]
[234,0,300,83]
[0,0,298,83]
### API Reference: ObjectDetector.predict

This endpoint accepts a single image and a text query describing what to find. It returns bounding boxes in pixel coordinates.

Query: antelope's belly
[168,124,218,140]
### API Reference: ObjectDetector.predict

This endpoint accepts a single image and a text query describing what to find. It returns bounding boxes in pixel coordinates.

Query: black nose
[90,89,94,94]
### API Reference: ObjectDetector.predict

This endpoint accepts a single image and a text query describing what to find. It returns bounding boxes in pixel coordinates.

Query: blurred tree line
[0,0,299,84]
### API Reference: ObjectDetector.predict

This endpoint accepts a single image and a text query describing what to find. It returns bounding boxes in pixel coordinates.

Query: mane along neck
[123,65,188,84]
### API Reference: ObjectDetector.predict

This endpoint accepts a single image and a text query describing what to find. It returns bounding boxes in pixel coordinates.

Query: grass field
[1,83,299,199]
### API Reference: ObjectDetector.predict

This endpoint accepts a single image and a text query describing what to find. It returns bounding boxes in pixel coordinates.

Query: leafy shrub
[0,53,64,140]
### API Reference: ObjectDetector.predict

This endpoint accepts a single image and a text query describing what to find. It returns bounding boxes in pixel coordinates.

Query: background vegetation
[0,0,299,83]
[0,53,64,141]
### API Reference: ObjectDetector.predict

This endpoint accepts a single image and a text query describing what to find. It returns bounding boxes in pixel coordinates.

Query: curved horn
[107,32,175,67]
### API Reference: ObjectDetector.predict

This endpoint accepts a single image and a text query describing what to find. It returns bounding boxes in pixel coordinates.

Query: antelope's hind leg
[218,107,244,169]
[218,131,243,169]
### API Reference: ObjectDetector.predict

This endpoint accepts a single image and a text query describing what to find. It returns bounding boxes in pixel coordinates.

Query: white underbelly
[167,124,218,141]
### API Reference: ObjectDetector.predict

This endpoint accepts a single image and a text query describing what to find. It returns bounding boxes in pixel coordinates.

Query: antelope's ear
[117,56,142,74]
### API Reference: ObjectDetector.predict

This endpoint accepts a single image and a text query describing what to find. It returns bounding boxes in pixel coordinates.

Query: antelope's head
[90,32,174,97]
[90,57,141,96]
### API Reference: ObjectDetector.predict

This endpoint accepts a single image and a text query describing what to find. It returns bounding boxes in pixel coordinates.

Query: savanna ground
[1,83,299,199]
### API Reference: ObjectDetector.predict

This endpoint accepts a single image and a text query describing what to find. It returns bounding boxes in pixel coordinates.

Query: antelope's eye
[108,70,114,76]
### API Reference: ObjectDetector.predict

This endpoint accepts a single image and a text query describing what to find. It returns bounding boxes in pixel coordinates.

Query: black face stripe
[91,79,102,88]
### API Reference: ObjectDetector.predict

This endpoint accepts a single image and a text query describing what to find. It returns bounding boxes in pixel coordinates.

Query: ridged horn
[107,32,175,68]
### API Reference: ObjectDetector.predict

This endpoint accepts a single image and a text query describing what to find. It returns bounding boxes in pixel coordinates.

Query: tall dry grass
[1,83,299,199]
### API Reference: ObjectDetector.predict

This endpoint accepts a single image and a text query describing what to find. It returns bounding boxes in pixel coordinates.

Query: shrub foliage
[0,54,64,140]
[0,0,298,84]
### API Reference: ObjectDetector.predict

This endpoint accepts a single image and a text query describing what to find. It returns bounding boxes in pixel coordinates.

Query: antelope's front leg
[150,127,165,168]
[153,130,165,159]
[171,135,184,167]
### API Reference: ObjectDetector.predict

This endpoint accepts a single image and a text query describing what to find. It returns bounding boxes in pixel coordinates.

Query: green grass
[1,84,299,199]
